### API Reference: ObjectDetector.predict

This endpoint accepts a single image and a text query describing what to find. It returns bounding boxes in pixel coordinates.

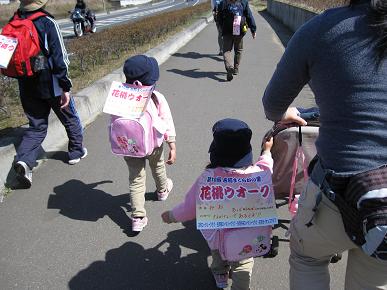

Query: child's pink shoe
[212,272,229,289]
[157,178,173,201]
[132,216,148,232]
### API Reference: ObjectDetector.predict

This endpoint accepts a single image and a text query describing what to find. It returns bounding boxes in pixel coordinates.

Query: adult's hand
[60,91,70,109]
[278,107,307,126]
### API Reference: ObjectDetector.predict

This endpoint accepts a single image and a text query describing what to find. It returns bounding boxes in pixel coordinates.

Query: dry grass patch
[278,0,347,12]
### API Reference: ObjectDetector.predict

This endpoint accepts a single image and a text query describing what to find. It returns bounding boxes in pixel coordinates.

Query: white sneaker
[14,161,32,188]
[132,216,148,232]
[68,147,88,165]
[157,178,173,201]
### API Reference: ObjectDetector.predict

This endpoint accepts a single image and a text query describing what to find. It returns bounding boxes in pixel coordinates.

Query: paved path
[0,11,347,290]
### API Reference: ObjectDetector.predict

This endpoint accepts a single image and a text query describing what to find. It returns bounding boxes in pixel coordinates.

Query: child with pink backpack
[110,55,176,232]
[162,118,275,290]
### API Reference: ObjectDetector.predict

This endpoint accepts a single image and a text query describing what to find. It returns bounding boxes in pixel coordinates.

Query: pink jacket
[153,91,176,143]
[171,152,274,250]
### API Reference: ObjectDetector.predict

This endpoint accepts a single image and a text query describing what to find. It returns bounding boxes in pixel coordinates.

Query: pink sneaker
[132,216,148,232]
[157,178,173,201]
[212,272,229,289]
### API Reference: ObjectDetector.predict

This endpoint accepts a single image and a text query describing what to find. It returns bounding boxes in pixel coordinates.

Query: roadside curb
[0,14,213,194]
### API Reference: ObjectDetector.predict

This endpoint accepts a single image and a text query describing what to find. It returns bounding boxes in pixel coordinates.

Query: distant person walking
[211,0,223,56]
[262,0,387,289]
[217,0,256,81]
[11,0,86,188]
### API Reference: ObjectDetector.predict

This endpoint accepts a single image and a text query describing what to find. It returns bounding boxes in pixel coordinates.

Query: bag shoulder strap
[27,11,47,21]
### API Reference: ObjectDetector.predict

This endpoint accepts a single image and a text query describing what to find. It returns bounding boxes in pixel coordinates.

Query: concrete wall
[267,0,318,32]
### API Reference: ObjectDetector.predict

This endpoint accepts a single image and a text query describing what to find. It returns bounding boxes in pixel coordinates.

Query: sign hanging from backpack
[1,11,47,78]
[103,81,154,119]
[0,35,18,69]
[196,168,278,230]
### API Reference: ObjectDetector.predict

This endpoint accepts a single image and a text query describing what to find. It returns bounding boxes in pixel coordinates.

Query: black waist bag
[343,165,387,260]
[311,159,387,260]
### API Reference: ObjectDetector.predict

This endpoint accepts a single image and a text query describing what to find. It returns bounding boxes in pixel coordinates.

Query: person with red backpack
[1,0,86,188]
[217,0,256,81]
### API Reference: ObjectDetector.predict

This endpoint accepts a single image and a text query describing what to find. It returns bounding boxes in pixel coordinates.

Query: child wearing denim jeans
[123,55,176,232]
[162,119,273,290]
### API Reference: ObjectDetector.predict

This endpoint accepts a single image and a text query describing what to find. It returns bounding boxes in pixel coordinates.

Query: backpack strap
[27,11,48,21]
[12,10,47,21]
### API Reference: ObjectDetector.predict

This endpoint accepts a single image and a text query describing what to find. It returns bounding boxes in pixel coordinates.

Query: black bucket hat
[123,55,159,86]
[209,118,253,168]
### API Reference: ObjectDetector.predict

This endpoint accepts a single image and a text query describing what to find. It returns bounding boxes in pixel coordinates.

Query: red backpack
[1,11,46,78]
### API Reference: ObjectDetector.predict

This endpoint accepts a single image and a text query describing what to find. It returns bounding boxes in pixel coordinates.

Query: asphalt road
[0,10,347,290]
[60,0,201,37]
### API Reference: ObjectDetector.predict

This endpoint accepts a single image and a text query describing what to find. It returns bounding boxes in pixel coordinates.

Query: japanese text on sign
[196,169,278,230]
[0,35,18,69]
[102,81,154,118]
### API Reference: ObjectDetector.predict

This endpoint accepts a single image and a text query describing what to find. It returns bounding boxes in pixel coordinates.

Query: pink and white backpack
[109,93,167,157]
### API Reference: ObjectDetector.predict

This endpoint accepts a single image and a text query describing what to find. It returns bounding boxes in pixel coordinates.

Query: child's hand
[161,211,173,224]
[263,137,274,152]
[166,142,176,165]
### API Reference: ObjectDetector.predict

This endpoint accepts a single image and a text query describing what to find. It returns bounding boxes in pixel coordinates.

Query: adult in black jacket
[217,0,256,81]
[13,0,87,188]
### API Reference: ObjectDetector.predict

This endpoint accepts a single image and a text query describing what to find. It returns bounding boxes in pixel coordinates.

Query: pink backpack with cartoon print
[220,226,272,262]
[109,94,167,157]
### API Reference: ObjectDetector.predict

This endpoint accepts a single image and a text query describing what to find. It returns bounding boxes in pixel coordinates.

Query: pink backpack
[109,94,167,157]
[219,226,272,262]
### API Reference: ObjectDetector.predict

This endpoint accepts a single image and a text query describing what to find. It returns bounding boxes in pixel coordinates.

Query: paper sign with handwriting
[103,81,154,118]
[0,35,18,69]
[196,169,278,230]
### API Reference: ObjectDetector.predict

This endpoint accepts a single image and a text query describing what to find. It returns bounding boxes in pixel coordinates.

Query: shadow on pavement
[258,9,294,47]
[48,179,139,237]
[172,51,223,62]
[68,221,217,290]
[167,68,227,82]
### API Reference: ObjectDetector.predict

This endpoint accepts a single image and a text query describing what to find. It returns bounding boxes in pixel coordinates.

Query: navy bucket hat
[209,118,253,168]
[123,55,159,86]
